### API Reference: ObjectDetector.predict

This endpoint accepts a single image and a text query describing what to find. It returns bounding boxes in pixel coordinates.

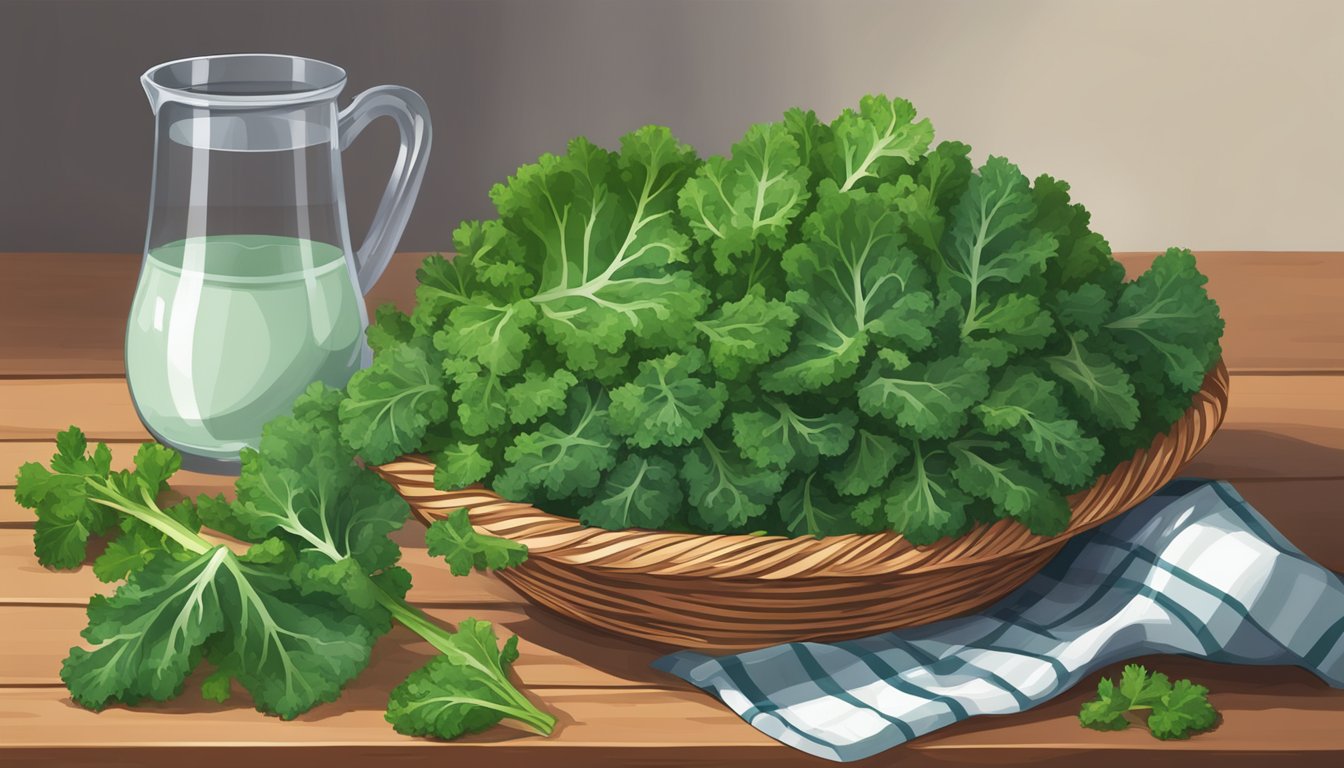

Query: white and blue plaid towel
[654,479,1344,762]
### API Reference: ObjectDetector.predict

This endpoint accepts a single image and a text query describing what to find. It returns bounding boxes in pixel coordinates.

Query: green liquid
[126,235,366,467]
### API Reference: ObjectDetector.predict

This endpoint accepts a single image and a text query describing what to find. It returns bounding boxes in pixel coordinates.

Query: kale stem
[85,479,212,555]
[370,581,557,736]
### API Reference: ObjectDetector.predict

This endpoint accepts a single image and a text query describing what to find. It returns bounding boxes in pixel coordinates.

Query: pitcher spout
[141,72,163,114]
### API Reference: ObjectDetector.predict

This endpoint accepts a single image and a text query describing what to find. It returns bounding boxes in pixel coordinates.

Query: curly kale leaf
[730,400,857,472]
[494,385,618,503]
[1031,174,1125,294]
[695,293,798,380]
[682,431,785,531]
[229,384,410,577]
[825,429,908,497]
[679,121,811,266]
[823,94,934,192]
[776,473,851,537]
[65,546,374,719]
[17,427,117,568]
[433,443,494,490]
[339,342,450,464]
[17,427,380,720]
[940,156,1058,365]
[857,351,991,439]
[578,453,684,530]
[950,438,1070,535]
[609,350,727,448]
[872,442,972,546]
[367,303,416,353]
[505,365,578,425]
[1045,333,1141,431]
[762,180,936,392]
[425,509,528,576]
[1106,247,1224,393]
[484,127,707,373]
[975,370,1103,488]
[442,358,510,438]
[386,618,554,739]
[18,431,183,573]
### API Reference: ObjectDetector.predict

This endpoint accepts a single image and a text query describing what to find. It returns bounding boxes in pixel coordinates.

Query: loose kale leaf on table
[15,411,554,737]
[1079,664,1218,740]
[426,508,529,576]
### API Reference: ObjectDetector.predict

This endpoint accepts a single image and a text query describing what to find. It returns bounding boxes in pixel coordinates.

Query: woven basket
[375,361,1229,650]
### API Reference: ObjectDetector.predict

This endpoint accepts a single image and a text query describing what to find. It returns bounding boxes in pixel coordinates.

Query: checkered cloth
[654,479,1344,762]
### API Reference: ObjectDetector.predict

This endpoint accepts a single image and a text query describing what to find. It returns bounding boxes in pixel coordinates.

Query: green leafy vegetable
[578,453,684,530]
[731,400,857,472]
[858,352,989,439]
[1107,248,1224,393]
[332,94,1221,543]
[15,415,553,738]
[682,432,785,531]
[610,350,727,448]
[1079,665,1218,740]
[70,548,373,718]
[494,386,618,503]
[426,509,529,576]
[339,342,450,464]
[975,370,1103,488]
[680,121,811,266]
[762,181,936,393]
[875,442,972,545]
[386,618,553,738]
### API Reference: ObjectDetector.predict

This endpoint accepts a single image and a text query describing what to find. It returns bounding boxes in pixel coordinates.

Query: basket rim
[376,360,1229,580]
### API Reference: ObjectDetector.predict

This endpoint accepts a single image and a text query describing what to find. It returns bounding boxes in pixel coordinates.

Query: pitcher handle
[337,85,432,293]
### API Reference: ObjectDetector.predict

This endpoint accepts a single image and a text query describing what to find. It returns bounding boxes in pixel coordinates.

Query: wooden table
[1,251,1342,766]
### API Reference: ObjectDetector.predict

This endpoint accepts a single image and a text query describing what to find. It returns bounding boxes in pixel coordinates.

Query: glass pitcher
[129,54,431,473]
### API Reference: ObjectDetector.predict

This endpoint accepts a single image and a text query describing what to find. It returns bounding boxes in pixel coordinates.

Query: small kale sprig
[1079,664,1218,740]
[14,389,555,739]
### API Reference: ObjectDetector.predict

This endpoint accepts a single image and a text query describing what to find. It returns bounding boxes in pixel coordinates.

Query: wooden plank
[2,252,1343,377]
[0,685,773,748]
[0,605,673,690]
[0,655,1340,766]
[0,253,141,378]
[1190,374,1344,479]
[0,528,522,607]
[0,378,147,440]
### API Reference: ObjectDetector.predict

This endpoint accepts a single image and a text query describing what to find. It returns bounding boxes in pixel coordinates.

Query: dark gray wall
[3,0,1342,253]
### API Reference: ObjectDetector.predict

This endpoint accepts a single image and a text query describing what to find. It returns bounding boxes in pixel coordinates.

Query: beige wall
[3,0,1341,253]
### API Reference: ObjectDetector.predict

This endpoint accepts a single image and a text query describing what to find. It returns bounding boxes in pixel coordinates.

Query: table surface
[1,251,1342,767]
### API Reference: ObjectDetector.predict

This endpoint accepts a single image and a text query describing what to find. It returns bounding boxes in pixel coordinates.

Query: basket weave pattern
[375,361,1230,650]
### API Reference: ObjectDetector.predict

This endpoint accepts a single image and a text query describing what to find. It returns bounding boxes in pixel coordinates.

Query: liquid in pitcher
[126,234,365,461]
